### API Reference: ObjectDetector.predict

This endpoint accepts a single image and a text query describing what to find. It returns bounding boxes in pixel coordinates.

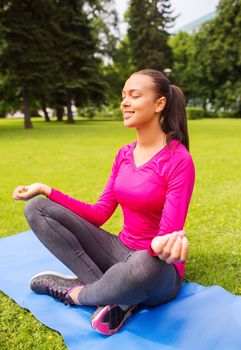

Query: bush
[111,106,123,120]
[186,107,205,119]
[80,105,97,119]
[94,105,123,120]
[206,110,218,118]
[218,110,238,118]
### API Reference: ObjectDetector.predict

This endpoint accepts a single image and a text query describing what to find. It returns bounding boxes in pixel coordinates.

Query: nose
[121,96,131,107]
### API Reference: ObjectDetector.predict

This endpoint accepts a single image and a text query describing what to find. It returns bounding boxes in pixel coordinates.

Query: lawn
[0,117,240,349]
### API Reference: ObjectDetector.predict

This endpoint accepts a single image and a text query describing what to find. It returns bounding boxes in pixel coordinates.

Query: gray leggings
[24,197,182,307]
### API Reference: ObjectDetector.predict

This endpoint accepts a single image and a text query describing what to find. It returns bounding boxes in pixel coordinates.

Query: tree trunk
[237,96,241,118]
[56,106,64,122]
[202,98,207,117]
[23,88,33,129]
[42,100,50,122]
[66,95,75,124]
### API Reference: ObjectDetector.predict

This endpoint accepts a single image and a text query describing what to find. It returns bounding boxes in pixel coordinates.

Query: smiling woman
[121,74,167,129]
[13,69,195,336]
[121,70,189,167]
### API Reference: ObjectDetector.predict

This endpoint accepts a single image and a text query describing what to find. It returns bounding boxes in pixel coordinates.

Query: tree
[49,0,120,123]
[87,0,119,59]
[0,0,119,127]
[169,32,197,102]
[206,0,241,112]
[127,0,175,71]
[103,35,135,105]
[192,0,241,111]
[0,0,58,128]
[169,0,241,114]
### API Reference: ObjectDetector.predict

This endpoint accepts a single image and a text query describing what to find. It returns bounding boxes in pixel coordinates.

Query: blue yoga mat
[0,230,241,350]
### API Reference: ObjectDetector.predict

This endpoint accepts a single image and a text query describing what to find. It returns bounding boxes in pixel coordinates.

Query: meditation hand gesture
[151,230,188,264]
[12,183,51,201]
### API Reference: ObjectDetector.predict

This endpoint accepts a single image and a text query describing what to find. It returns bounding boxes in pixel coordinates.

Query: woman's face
[121,73,166,128]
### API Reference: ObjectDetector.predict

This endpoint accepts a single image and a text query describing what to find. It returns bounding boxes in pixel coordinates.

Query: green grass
[0,117,241,349]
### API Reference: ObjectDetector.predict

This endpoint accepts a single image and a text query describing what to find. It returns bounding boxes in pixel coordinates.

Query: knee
[125,251,162,286]
[24,197,50,221]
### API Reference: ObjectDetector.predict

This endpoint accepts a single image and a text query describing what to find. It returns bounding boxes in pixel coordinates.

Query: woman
[13,69,195,336]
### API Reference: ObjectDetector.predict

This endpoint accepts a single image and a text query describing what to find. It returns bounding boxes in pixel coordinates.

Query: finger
[176,230,186,238]
[13,192,25,200]
[151,234,170,254]
[13,187,29,200]
[180,237,189,262]
[16,186,28,194]
[13,189,22,199]
[16,186,26,192]
[13,186,26,196]
[19,187,28,193]
[165,236,182,264]
[158,233,178,260]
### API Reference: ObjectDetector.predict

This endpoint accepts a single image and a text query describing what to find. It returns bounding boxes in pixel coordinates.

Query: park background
[0,0,240,349]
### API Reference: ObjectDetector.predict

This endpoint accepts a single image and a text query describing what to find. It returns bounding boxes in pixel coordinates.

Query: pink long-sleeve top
[49,139,195,278]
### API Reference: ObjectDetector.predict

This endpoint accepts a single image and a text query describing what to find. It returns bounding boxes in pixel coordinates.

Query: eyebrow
[122,89,142,94]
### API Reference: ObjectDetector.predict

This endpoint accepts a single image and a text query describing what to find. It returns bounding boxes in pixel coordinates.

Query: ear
[155,96,166,114]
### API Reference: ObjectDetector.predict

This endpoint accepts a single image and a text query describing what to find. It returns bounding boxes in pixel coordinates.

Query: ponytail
[161,85,189,151]
[134,69,190,151]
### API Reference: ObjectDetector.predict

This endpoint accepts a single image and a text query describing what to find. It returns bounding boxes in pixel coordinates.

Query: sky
[115,0,220,35]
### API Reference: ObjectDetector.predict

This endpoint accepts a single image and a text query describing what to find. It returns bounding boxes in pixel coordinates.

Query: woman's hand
[12,183,51,201]
[151,230,188,264]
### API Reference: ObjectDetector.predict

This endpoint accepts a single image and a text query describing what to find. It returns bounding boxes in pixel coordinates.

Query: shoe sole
[91,305,138,336]
[29,271,79,288]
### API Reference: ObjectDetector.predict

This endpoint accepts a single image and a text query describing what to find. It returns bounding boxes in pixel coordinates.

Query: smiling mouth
[123,111,135,119]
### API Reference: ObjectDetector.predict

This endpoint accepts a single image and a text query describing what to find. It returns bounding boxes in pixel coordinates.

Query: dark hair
[134,69,189,151]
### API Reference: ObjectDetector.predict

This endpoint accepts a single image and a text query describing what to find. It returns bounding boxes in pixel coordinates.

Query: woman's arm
[48,150,121,226]
[149,154,195,263]
[48,167,118,227]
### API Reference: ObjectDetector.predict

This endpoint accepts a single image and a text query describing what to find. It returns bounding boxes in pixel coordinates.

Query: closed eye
[121,95,140,99]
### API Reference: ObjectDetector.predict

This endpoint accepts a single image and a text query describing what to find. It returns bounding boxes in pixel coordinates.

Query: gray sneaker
[29,271,84,306]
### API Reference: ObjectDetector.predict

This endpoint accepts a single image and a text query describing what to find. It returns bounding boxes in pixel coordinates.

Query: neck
[135,119,166,150]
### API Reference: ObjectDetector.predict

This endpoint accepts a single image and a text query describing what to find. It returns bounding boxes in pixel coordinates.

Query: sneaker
[29,271,84,306]
[90,304,139,335]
